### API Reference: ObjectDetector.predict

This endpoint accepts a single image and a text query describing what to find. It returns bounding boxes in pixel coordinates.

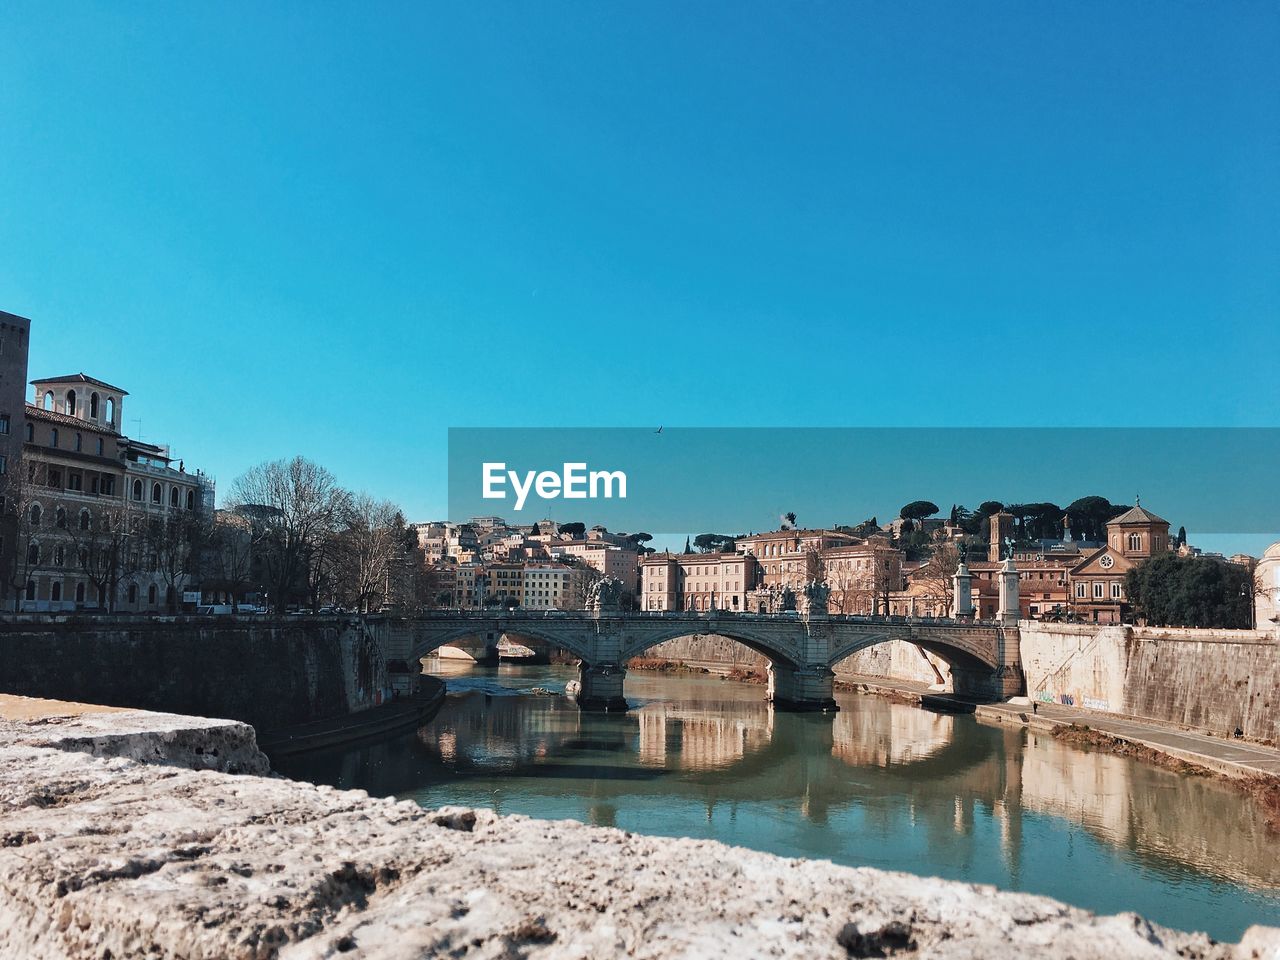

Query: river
[274,663,1280,940]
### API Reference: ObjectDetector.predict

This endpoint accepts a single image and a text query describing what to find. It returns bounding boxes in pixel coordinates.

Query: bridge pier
[569,663,628,712]
[767,663,838,712]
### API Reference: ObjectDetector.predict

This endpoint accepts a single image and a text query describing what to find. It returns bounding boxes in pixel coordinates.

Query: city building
[0,311,32,607]
[1256,541,1280,634]
[16,371,212,612]
[639,551,762,612]
[1066,503,1172,623]
[549,540,640,591]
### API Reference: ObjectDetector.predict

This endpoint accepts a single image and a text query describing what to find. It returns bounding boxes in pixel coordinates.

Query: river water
[275,663,1280,940]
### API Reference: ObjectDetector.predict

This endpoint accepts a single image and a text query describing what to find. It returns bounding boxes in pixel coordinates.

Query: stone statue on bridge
[586,576,626,612]
[799,580,831,617]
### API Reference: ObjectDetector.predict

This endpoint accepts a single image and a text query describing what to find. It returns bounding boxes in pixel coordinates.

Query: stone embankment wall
[0,616,388,731]
[2,700,1275,959]
[638,634,947,686]
[1019,622,1280,742]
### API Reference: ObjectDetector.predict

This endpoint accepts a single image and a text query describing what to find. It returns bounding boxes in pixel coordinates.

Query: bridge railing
[406,608,1002,628]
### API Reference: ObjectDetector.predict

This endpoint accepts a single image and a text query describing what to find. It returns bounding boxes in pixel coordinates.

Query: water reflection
[274,663,1280,940]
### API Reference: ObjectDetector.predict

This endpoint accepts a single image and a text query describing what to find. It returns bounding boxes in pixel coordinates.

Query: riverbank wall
[2,697,1275,959]
[0,616,389,731]
[1019,623,1280,743]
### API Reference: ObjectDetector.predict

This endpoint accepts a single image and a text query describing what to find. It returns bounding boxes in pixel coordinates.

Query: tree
[977,501,1004,516]
[683,536,692,554]
[199,510,256,609]
[1065,496,1115,542]
[143,511,207,611]
[780,512,797,530]
[915,542,960,616]
[900,501,940,524]
[336,494,405,613]
[558,522,586,538]
[227,457,350,612]
[1177,526,1187,547]
[693,533,734,553]
[530,521,540,536]
[1126,553,1253,628]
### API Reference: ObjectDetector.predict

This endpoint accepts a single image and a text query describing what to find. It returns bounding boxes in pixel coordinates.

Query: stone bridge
[383,608,1023,711]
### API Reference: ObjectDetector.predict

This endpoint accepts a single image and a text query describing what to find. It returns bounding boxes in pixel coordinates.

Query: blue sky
[1,3,1277,542]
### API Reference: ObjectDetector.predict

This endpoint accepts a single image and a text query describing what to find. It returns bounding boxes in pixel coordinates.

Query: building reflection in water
[273,666,1280,940]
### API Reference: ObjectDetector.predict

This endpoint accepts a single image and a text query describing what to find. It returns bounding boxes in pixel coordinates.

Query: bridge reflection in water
[273,664,1280,941]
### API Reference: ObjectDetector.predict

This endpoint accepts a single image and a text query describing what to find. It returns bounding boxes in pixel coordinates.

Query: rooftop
[1108,504,1169,526]
[30,372,129,396]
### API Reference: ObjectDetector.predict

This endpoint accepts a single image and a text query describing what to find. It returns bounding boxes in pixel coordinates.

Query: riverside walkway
[838,674,1280,780]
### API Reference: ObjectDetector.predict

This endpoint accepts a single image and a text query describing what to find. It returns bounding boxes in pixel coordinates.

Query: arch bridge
[384,608,1023,711]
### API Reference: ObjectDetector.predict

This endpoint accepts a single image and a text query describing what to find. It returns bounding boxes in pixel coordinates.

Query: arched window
[186,489,195,510]
[147,584,157,605]
[26,542,38,565]
[50,428,58,448]
[65,390,76,416]
[132,479,143,501]
[151,482,162,504]
[75,582,86,604]
[1128,533,1141,551]
[51,582,61,602]
[79,509,90,531]
[55,507,65,528]
[127,583,138,604]
[29,503,41,526]
[24,422,33,442]
[42,392,52,411]
[105,397,115,424]
[170,486,179,507]
[25,580,36,601]
[90,393,100,419]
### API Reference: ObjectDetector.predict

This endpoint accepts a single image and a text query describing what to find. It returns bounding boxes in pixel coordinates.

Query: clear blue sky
[1,3,1277,532]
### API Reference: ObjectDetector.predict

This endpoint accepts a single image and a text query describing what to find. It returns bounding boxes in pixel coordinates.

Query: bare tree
[337,494,404,613]
[68,500,134,612]
[227,457,350,612]
[1,469,43,611]
[200,510,256,609]
[914,541,960,617]
[143,512,207,611]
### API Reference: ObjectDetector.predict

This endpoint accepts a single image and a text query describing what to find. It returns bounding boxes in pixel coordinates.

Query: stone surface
[1,706,1273,959]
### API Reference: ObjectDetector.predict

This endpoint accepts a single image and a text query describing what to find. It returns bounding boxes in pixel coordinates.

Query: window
[79,510,90,531]
[51,581,62,602]
[96,438,104,456]
[0,414,8,435]
[25,580,35,601]
[75,433,82,452]
[50,428,58,448]
[1075,582,1086,598]
[1128,534,1142,551]
[101,476,114,496]
[75,583,86,604]
[68,473,82,491]
[170,486,179,507]
[27,543,38,565]
[29,504,41,526]
[132,479,143,501]
[47,469,61,488]
[127,583,138,603]
[65,390,76,416]
[1111,582,1123,599]
[25,423,33,442]
[90,393,99,419]
[147,584,157,605]
[0,455,6,475]
[55,507,66,528]
[151,482,161,504]
[1092,581,1104,599]
[105,398,115,423]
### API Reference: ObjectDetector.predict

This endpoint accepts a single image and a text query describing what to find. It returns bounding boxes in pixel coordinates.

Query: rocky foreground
[1,698,1278,960]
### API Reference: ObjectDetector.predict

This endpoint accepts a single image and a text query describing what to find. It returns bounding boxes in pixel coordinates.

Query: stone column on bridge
[951,562,975,620]
[998,557,1020,626]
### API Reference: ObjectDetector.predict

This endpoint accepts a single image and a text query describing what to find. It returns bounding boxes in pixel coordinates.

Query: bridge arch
[617,624,802,669]
[826,630,999,674]
[409,622,596,666]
